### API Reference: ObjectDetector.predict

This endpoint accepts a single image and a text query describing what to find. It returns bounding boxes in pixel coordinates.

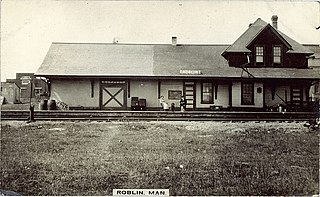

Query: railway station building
[35,16,319,111]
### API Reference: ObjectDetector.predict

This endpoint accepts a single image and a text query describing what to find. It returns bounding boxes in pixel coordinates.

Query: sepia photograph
[1,0,319,196]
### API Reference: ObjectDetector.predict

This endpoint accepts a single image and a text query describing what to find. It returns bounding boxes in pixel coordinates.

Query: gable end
[246,24,292,50]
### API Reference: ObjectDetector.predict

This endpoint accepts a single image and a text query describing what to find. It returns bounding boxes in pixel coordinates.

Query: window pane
[256,46,263,55]
[273,56,281,63]
[203,86,209,92]
[256,56,263,63]
[203,93,212,103]
[203,83,212,92]
[273,47,281,55]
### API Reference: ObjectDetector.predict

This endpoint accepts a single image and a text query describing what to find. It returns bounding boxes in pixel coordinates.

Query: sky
[1,0,319,81]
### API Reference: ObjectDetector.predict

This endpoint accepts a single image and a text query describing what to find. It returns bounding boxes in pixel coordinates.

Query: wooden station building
[35,16,319,111]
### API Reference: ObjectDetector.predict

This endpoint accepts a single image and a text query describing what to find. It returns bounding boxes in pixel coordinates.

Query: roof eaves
[286,50,314,55]
[222,49,251,53]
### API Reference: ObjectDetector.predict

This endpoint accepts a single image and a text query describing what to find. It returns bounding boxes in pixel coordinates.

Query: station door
[100,80,127,110]
[183,81,196,110]
[290,86,303,109]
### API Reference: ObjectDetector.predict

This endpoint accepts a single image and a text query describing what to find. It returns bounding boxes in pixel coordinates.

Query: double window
[241,82,254,105]
[255,45,282,66]
[273,46,282,65]
[201,82,214,104]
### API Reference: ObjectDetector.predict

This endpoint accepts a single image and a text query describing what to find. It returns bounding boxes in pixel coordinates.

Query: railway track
[1,110,317,121]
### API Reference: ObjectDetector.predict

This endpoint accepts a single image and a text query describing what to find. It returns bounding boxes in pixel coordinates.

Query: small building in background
[0,82,20,104]
[3,73,48,103]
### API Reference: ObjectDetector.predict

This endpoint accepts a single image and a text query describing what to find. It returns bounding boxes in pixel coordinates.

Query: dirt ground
[0,120,319,196]
[1,103,40,110]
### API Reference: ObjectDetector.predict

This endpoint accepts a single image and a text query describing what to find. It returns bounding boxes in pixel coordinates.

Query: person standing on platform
[159,96,165,111]
[180,97,186,112]
[159,95,169,111]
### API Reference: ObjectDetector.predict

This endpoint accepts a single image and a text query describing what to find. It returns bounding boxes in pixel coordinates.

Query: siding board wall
[195,82,229,108]
[232,81,264,108]
[130,80,158,108]
[264,85,290,107]
[50,79,99,107]
[160,80,183,108]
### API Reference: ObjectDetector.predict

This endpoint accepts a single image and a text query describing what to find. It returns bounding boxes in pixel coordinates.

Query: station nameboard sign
[179,70,202,75]
[101,80,126,84]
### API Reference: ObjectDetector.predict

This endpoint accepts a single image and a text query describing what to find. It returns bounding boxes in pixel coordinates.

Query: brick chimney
[172,36,177,46]
[271,15,278,29]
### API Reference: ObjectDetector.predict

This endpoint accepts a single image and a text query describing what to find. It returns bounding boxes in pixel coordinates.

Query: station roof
[35,42,319,80]
[35,18,318,80]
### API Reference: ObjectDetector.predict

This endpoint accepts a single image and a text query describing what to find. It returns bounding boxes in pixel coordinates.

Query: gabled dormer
[222,16,314,68]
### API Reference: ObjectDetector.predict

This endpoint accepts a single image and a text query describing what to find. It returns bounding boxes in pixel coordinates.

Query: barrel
[47,100,57,110]
[39,99,48,110]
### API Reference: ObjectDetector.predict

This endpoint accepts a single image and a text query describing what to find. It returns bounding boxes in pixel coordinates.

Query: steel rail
[1,110,317,122]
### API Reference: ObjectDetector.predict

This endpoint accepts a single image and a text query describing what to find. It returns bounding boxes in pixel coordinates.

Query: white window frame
[201,82,214,104]
[255,45,265,65]
[273,45,282,65]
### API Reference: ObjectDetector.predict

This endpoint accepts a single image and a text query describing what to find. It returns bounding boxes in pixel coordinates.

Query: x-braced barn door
[184,81,196,110]
[100,80,127,110]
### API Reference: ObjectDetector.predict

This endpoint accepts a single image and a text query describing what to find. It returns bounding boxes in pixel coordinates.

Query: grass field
[0,121,319,196]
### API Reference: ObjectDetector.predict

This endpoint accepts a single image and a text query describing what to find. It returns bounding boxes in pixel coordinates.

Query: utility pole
[29,78,34,122]
[21,75,35,123]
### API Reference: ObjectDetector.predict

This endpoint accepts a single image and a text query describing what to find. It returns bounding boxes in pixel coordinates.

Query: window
[21,88,28,98]
[201,82,214,104]
[35,87,42,96]
[273,46,282,64]
[241,82,254,105]
[255,46,264,63]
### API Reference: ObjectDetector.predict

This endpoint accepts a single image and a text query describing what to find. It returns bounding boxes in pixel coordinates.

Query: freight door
[183,81,196,110]
[100,80,127,110]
